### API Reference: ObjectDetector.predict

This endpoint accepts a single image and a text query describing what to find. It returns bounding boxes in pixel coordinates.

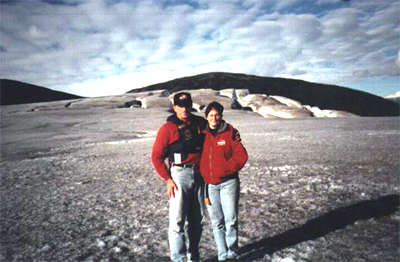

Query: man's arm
[151,124,171,181]
[151,124,178,198]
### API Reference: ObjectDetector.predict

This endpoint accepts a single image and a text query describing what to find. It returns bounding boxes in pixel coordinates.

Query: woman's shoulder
[226,124,242,142]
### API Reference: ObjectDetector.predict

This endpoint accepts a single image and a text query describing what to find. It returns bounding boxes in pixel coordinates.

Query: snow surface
[1,101,399,262]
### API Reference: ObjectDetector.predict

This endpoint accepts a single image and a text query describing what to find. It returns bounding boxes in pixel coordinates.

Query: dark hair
[205,101,224,117]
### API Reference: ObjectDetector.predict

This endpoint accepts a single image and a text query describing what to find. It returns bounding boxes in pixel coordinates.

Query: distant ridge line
[127,72,400,117]
[1,73,398,116]
[0,79,83,105]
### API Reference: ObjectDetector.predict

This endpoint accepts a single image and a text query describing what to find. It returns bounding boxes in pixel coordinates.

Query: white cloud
[385,91,400,99]
[396,51,400,70]
[317,0,341,4]
[274,0,303,10]
[0,0,399,97]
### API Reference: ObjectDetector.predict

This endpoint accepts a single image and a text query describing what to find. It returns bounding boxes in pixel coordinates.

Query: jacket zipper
[209,135,213,179]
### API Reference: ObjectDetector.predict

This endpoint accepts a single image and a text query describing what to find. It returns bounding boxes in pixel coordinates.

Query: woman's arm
[225,127,248,174]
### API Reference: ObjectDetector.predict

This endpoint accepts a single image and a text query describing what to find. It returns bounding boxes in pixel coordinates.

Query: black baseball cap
[173,92,193,108]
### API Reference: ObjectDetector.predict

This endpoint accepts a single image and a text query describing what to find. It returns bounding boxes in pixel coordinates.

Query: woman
[200,101,248,262]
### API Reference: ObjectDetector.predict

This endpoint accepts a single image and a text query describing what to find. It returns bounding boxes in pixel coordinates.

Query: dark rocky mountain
[128,72,400,117]
[0,79,83,105]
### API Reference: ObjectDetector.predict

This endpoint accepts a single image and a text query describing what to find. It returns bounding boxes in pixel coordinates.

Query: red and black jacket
[151,114,206,181]
[200,121,248,185]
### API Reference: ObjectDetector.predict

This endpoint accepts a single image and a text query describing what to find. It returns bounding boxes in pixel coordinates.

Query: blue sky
[1,0,399,97]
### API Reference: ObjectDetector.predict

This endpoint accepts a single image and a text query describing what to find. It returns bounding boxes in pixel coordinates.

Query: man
[151,92,206,262]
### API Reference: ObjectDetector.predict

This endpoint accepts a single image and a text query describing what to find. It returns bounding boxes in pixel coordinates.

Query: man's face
[173,105,190,121]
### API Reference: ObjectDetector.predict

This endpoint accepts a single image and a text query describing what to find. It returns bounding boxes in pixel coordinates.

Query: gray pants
[168,166,204,262]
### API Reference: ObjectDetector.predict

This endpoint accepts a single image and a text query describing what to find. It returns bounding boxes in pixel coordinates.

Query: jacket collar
[167,114,193,125]
[206,120,228,135]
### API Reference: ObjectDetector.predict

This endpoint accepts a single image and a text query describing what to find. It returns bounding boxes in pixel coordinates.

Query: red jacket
[200,121,248,185]
[151,114,206,181]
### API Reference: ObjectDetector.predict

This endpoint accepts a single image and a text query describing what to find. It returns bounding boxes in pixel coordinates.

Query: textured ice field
[1,103,399,262]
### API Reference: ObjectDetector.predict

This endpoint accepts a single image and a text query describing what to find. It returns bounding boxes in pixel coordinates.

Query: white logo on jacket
[217,140,226,146]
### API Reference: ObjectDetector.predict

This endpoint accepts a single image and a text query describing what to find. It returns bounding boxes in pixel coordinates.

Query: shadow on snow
[204,194,399,262]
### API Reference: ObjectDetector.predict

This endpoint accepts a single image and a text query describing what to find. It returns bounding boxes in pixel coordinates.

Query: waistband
[171,163,197,169]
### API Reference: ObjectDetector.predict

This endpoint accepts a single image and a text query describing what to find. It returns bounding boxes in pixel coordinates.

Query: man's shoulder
[164,113,206,128]
[191,114,207,128]
[166,114,178,123]
[158,120,177,133]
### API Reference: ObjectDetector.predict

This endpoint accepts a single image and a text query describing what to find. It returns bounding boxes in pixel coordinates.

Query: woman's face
[207,109,222,129]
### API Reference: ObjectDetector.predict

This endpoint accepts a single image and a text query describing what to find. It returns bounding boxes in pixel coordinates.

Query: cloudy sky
[1,0,399,97]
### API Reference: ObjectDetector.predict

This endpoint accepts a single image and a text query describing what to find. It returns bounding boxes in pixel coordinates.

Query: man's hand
[166,178,178,199]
